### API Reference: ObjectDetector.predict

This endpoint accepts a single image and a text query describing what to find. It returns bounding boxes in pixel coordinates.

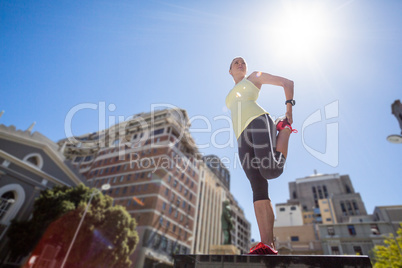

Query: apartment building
[319,205,402,255]
[274,172,402,256]
[194,155,250,255]
[59,108,201,267]
[274,172,367,254]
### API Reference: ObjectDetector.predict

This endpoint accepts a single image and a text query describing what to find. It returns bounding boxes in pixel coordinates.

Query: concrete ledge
[173,254,372,268]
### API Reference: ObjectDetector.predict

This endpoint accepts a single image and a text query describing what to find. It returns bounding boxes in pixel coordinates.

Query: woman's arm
[248,71,294,124]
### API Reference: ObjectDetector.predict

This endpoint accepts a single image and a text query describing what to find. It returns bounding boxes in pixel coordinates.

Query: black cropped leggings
[237,114,286,202]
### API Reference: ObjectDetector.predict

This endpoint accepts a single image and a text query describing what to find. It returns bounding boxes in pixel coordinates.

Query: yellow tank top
[225,78,269,139]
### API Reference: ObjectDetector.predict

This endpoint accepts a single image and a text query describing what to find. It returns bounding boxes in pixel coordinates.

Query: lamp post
[60,184,110,268]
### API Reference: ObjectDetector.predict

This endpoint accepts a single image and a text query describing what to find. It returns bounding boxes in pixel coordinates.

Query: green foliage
[372,224,402,268]
[7,184,139,267]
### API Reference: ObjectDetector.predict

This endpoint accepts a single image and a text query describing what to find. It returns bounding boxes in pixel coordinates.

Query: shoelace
[287,126,298,133]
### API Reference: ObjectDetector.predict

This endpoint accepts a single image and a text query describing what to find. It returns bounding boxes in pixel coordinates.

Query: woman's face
[229,57,247,77]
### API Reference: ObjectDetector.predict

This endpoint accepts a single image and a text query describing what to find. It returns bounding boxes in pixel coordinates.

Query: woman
[225,57,296,255]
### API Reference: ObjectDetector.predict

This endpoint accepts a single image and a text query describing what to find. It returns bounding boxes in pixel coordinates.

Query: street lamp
[60,184,111,268]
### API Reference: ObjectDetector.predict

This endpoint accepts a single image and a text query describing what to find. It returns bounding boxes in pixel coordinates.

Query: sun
[270,2,330,61]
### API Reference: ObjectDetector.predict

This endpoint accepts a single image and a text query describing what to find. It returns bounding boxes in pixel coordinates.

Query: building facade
[319,205,402,256]
[0,123,85,267]
[274,172,367,254]
[60,108,252,265]
[274,172,402,256]
[60,108,201,267]
[193,155,250,255]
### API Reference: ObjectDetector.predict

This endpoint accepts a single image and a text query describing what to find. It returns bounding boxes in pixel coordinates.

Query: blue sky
[1,0,401,242]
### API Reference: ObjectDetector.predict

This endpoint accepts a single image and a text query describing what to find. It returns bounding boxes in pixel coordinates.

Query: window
[323,185,328,198]
[353,200,360,215]
[74,156,82,163]
[0,192,15,220]
[348,225,356,236]
[84,156,92,162]
[317,186,323,199]
[162,202,166,210]
[346,201,353,215]
[291,236,299,242]
[353,246,363,255]
[327,226,335,236]
[340,202,347,216]
[153,128,164,136]
[331,246,340,255]
[290,206,296,211]
[371,224,380,235]
[279,208,285,212]
[161,237,167,250]
[345,184,352,193]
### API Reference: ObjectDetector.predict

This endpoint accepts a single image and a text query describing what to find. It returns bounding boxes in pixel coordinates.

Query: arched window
[0,191,15,220]
[0,184,26,226]
[23,153,44,169]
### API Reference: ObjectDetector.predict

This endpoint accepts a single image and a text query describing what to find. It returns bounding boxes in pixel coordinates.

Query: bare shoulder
[249,71,291,88]
[246,71,263,88]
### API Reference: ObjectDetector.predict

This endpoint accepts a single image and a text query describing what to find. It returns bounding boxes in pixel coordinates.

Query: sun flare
[270,2,330,61]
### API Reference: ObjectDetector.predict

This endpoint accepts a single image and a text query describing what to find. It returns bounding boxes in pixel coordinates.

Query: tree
[372,224,402,268]
[6,184,139,268]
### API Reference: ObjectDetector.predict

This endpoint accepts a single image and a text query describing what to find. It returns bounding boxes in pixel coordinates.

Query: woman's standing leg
[253,199,275,247]
[250,115,290,248]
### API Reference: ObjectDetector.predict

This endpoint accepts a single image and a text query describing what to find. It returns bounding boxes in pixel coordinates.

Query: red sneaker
[275,118,298,133]
[247,242,278,255]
